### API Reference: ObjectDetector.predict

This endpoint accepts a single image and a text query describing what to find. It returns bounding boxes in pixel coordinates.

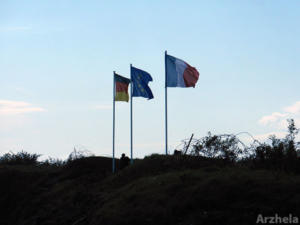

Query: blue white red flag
[166,54,199,88]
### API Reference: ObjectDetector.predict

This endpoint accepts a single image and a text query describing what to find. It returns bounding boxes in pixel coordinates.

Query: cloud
[0,26,32,32]
[0,100,45,115]
[258,112,287,126]
[258,101,300,129]
[253,132,286,142]
[284,101,300,114]
[93,104,124,110]
[94,104,113,110]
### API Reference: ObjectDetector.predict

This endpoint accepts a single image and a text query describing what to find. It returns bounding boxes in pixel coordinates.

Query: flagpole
[112,71,116,173]
[165,50,168,155]
[130,64,133,164]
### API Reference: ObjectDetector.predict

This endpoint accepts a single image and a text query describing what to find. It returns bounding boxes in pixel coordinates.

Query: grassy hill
[0,154,299,225]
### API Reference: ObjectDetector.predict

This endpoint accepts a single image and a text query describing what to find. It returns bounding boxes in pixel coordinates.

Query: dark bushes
[0,151,40,166]
[189,119,300,173]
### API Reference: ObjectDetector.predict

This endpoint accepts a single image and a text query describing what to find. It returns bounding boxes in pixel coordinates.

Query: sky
[0,0,300,160]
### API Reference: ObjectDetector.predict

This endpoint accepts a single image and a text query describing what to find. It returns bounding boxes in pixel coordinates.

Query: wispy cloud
[258,101,300,129]
[284,101,300,114]
[258,112,287,126]
[0,26,32,32]
[0,100,45,115]
[93,104,124,110]
[94,104,113,110]
[253,131,286,142]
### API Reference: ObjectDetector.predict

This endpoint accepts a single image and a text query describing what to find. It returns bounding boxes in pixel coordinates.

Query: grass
[0,153,299,225]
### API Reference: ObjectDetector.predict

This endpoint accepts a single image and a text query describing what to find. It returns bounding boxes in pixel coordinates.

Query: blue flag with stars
[131,66,154,100]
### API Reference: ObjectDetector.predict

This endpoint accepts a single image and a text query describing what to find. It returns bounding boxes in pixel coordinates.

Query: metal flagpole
[112,71,116,173]
[130,64,133,164]
[165,51,168,155]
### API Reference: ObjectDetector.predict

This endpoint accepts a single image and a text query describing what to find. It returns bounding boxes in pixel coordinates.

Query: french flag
[166,54,199,88]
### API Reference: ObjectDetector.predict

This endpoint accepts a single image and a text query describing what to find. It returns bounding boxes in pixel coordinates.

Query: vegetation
[0,150,41,166]
[0,119,299,225]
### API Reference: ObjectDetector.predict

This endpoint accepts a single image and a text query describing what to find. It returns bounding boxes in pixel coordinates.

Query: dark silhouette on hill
[119,153,130,169]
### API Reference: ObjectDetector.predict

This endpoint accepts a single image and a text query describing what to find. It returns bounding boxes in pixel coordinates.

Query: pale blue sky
[0,0,299,159]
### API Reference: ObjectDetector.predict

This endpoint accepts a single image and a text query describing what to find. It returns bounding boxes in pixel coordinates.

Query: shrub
[0,151,40,166]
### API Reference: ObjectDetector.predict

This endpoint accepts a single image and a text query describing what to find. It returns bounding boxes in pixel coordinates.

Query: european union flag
[131,66,154,100]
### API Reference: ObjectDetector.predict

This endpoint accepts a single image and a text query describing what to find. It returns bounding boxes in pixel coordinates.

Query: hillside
[0,154,299,225]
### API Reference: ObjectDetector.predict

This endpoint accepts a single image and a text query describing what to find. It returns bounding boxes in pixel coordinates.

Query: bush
[42,157,66,167]
[253,119,300,172]
[0,151,41,166]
